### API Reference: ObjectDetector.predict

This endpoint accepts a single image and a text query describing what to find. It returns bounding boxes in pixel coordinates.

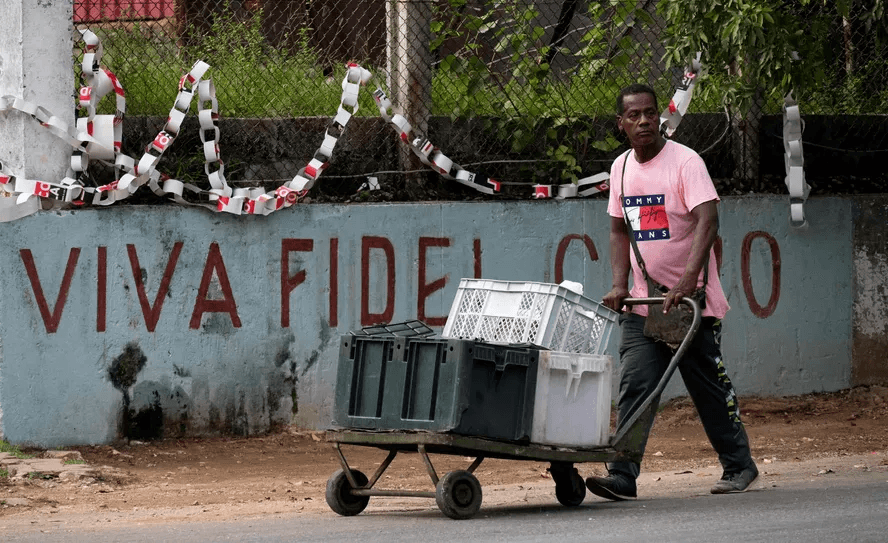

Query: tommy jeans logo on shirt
[623,194,670,241]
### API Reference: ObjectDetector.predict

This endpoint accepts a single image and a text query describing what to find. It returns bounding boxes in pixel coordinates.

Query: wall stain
[128,391,164,441]
[233,390,248,436]
[131,381,192,438]
[107,343,148,441]
[301,319,334,376]
[106,330,326,439]
[268,333,298,418]
[108,343,147,390]
[201,312,236,334]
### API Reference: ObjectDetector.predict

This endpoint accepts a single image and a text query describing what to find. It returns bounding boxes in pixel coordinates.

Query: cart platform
[327,429,626,464]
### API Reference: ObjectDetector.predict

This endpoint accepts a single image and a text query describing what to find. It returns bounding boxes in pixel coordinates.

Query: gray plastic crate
[331,335,540,442]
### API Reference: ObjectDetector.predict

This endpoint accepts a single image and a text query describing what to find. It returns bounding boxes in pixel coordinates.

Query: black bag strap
[618,151,709,289]
[618,153,651,281]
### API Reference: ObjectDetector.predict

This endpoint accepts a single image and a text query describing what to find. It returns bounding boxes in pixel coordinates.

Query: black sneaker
[710,464,759,494]
[585,473,637,501]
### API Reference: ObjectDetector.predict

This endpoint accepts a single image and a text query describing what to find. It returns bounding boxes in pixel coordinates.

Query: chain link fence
[73,0,888,201]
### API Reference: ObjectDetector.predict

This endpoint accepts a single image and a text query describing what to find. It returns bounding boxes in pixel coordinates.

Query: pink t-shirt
[606,140,730,318]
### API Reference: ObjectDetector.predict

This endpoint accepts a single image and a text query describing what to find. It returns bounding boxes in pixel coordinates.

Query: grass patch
[63,459,87,465]
[0,440,33,460]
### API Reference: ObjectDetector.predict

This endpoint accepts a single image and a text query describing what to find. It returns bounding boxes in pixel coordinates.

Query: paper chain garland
[3,30,312,217]
[782,91,809,226]
[1,33,721,221]
[661,53,704,138]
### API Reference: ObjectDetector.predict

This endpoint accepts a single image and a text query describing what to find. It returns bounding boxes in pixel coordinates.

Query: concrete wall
[0,195,883,447]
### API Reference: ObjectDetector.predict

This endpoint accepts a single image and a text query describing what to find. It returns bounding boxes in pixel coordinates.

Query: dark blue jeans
[608,313,754,480]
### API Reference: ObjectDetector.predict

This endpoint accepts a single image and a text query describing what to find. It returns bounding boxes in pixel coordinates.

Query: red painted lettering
[127,242,183,332]
[474,238,482,278]
[554,234,599,284]
[97,246,106,332]
[280,239,314,328]
[20,248,81,334]
[190,242,242,329]
[329,238,338,327]
[418,237,451,326]
[361,236,395,326]
[741,231,781,318]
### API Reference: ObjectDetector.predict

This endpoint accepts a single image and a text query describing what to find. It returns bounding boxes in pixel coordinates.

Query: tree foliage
[660,0,888,114]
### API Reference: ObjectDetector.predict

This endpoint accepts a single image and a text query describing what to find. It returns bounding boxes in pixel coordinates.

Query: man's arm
[602,215,632,312]
[662,199,718,313]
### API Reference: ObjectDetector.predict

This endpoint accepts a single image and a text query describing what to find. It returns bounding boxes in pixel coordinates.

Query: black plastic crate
[332,335,540,442]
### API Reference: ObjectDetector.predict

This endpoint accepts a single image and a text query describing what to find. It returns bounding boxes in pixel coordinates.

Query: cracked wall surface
[852,196,888,386]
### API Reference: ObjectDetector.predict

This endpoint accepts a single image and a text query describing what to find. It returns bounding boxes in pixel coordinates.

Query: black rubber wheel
[435,470,483,520]
[325,469,370,516]
[554,470,587,507]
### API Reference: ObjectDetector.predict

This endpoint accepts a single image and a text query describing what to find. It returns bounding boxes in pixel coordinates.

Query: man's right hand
[602,286,630,312]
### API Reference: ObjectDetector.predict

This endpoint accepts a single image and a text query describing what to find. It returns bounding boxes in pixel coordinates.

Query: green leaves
[591,135,622,153]
[657,0,873,114]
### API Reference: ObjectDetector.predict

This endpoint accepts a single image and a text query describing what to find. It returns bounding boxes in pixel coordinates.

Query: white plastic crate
[442,279,618,355]
[531,351,612,447]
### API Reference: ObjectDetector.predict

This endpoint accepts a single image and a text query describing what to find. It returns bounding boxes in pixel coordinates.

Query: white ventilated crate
[442,279,618,355]
[531,351,612,447]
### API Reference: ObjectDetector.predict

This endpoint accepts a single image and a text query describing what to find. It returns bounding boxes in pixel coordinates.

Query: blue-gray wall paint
[0,196,876,447]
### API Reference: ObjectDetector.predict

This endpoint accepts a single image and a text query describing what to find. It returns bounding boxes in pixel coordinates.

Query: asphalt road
[8,468,887,543]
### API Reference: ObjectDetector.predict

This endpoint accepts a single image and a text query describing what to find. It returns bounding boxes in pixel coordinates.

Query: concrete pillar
[0,0,73,438]
[0,0,74,196]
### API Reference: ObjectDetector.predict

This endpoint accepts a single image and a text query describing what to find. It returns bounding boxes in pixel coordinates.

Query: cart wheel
[554,469,587,507]
[435,470,483,520]
[325,469,370,516]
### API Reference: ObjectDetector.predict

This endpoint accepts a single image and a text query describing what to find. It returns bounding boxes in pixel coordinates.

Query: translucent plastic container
[531,351,613,447]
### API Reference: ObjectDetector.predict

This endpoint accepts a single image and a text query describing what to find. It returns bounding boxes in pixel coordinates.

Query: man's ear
[616,115,624,132]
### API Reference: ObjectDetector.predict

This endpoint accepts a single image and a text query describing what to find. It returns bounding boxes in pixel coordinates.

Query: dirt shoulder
[1,386,886,528]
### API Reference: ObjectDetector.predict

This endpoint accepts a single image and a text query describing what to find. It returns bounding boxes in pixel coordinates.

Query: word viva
[18,234,600,334]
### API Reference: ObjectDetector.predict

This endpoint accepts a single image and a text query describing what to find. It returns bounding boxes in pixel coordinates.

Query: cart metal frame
[325,297,701,519]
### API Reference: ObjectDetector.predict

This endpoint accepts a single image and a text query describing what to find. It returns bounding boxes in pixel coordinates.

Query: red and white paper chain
[4,36,709,220]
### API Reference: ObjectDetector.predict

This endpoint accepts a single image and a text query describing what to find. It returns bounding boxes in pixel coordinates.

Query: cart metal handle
[609,296,702,456]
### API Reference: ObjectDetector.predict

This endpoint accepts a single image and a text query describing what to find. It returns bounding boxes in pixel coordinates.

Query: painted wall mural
[0,198,863,448]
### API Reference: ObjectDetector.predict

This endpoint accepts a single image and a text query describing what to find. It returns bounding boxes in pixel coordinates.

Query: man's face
[618,93,660,148]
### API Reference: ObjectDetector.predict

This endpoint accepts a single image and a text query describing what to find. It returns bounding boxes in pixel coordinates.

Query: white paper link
[783,91,809,226]
[660,52,704,138]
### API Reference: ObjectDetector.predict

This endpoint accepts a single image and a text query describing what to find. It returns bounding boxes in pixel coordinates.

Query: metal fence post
[387,0,432,183]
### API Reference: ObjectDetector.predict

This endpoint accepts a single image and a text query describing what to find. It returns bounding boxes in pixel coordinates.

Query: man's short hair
[617,84,658,115]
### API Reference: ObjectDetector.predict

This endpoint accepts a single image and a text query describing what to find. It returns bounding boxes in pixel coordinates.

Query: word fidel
[18,234,601,334]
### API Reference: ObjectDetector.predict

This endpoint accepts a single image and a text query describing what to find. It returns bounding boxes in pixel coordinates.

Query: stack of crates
[442,279,619,447]
[330,280,619,448]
